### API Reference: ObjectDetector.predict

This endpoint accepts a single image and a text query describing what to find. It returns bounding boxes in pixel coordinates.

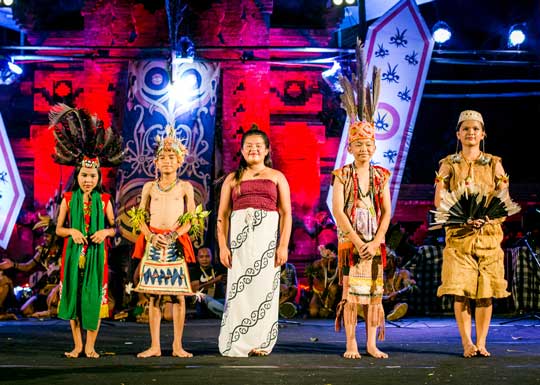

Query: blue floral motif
[398,87,412,102]
[405,50,419,65]
[389,28,408,48]
[382,63,400,83]
[0,170,7,183]
[374,111,390,133]
[384,149,398,164]
[375,43,389,58]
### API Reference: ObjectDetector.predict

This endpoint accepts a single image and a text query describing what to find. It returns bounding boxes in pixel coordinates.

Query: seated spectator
[305,243,340,318]
[0,268,16,320]
[279,262,298,318]
[0,227,62,319]
[189,247,226,318]
[382,251,416,321]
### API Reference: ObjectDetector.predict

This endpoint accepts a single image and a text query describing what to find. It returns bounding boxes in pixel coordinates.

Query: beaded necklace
[156,178,178,193]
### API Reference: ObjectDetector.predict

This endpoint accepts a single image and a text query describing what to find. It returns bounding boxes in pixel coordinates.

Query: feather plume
[339,74,357,122]
[370,66,381,122]
[356,39,365,121]
[49,103,124,167]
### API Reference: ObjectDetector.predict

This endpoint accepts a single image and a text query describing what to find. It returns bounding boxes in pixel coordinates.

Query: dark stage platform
[1,316,539,385]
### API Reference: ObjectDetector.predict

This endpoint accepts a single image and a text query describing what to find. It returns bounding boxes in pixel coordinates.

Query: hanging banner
[117,61,220,242]
[0,113,25,249]
[329,0,433,213]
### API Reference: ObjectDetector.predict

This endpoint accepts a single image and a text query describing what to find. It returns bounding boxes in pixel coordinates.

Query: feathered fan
[48,103,124,167]
[430,182,521,230]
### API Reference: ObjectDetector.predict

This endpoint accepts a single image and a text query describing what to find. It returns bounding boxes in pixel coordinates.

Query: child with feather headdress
[49,103,123,358]
[331,39,392,359]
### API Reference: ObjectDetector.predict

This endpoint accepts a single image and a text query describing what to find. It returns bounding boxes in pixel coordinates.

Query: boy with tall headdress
[130,125,199,358]
[49,104,124,358]
[332,40,392,359]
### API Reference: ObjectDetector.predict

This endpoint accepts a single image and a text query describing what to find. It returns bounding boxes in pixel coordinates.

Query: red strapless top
[232,179,278,212]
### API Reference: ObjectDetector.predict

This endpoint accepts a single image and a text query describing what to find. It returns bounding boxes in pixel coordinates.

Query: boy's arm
[172,181,195,237]
[137,183,153,239]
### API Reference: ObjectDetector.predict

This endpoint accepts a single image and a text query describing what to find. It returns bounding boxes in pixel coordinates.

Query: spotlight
[432,21,452,45]
[0,56,23,85]
[322,61,343,93]
[2,0,15,7]
[332,0,357,6]
[508,23,527,48]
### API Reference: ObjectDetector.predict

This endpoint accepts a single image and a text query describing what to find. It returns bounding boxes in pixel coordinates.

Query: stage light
[432,21,451,45]
[508,23,527,48]
[0,56,23,85]
[2,0,15,7]
[322,61,343,93]
[332,0,357,6]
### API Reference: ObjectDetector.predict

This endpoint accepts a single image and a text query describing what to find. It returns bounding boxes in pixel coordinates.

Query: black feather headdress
[430,182,521,230]
[48,103,124,167]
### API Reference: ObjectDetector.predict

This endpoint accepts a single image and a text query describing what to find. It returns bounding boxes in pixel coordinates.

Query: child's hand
[90,229,109,244]
[70,229,87,244]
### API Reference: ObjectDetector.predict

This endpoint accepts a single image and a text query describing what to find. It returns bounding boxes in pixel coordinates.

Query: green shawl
[58,189,105,331]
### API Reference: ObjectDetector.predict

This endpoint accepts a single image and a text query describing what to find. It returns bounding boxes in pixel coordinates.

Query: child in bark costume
[434,110,518,358]
[332,40,392,359]
[50,104,123,358]
[129,125,208,358]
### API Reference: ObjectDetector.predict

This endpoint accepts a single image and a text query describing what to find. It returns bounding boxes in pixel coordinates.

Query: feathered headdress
[48,103,124,167]
[154,124,188,158]
[339,39,381,143]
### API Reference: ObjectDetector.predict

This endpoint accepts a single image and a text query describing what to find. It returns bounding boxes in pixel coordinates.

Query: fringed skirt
[218,208,280,357]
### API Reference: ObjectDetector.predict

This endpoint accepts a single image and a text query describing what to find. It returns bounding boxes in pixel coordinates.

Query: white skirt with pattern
[218,208,280,357]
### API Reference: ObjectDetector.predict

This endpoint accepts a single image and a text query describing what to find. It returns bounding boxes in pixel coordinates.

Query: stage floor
[1,316,539,385]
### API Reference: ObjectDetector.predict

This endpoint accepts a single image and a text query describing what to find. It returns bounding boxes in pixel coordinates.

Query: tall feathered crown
[154,124,188,158]
[48,103,124,167]
[339,39,381,143]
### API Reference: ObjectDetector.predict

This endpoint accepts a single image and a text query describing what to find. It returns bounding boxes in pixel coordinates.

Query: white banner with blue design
[330,0,433,213]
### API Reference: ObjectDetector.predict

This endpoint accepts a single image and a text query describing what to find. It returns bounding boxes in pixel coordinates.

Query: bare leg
[137,297,162,358]
[172,296,192,357]
[475,299,492,357]
[342,276,360,359]
[65,319,83,358]
[365,304,388,358]
[85,320,101,358]
[454,298,477,357]
[309,293,321,318]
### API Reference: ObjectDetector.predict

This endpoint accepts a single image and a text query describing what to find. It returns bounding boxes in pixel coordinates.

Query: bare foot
[343,350,361,359]
[476,346,491,357]
[463,344,478,358]
[367,347,388,359]
[172,348,193,358]
[248,349,269,357]
[64,349,82,358]
[137,347,162,358]
[85,350,100,359]
[343,338,361,359]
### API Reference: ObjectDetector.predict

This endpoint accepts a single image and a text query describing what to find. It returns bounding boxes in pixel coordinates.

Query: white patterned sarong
[218,208,280,357]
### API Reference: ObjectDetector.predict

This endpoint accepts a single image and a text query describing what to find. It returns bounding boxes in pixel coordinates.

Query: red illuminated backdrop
[7,0,431,276]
